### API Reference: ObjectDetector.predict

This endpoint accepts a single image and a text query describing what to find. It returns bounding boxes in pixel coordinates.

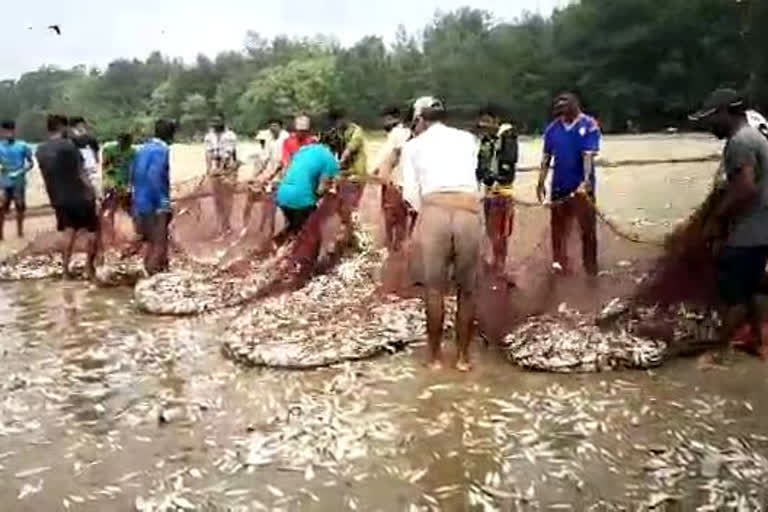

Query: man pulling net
[204,117,240,237]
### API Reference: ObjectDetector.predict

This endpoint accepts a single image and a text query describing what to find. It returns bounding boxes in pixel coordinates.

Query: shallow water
[1,281,768,511]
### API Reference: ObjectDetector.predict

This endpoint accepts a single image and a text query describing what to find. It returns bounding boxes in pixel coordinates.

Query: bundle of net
[372,181,731,373]
[134,180,371,316]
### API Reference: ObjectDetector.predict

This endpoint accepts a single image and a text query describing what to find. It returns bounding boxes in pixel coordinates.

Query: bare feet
[426,352,444,370]
[455,358,472,372]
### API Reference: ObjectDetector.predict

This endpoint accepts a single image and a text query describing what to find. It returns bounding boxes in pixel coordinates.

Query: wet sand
[3,134,768,511]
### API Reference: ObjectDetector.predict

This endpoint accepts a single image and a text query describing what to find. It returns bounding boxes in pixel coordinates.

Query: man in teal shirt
[0,120,34,240]
[274,138,339,245]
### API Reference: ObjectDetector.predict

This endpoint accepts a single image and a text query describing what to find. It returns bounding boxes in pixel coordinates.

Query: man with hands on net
[537,92,601,277]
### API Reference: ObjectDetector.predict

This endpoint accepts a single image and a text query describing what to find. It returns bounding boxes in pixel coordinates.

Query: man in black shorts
[36,114,100,278]
[691,89,768,357]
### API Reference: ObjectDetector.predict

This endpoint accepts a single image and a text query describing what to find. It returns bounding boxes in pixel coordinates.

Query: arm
[374,148,400,182]
[401,144,421,213]
[149,150,171,212]
[714,164,759,222]
[23,145,34,173]
[580,119,601,191]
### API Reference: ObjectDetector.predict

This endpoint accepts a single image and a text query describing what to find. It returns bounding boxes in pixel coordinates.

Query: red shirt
[282,133,317,168]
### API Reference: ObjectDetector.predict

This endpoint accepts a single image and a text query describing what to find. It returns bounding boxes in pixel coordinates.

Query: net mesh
[0,169,734,345]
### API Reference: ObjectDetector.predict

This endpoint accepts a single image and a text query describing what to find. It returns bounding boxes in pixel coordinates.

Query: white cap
[412,96,444,118]
[294,115,311,131]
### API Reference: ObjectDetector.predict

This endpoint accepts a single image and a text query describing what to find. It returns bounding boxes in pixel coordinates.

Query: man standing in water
[132,119,176,275]
[204,117,239,236]
[372,106,412,252]
[0,120,34,240]
[475,106,519,276]
[537,92,601,276]
[690,89,768,357]
[36,115,100,278]
[401,96,482,371]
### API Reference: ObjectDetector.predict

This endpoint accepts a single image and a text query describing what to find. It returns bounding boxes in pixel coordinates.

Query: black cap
[689,88,745,121]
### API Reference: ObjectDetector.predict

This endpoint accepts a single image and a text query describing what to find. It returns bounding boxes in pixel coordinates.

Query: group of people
[1,86,767,367]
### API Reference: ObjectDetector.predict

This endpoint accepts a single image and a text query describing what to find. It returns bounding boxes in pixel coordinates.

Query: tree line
[0,0,763,141]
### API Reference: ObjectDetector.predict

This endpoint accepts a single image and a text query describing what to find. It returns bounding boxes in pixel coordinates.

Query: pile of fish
[0,253,146,287]
[223,248,452,369]
[503,306,668,372]
[133,258,276,316]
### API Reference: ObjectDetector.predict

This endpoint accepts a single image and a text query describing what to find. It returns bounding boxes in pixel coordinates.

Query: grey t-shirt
[723,125,768,247]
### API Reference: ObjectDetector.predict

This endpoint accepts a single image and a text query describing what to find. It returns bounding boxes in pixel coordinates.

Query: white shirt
[401,123,480,212]
[266,129,290,168]
[373,124,411,185]
[205,129,238,165]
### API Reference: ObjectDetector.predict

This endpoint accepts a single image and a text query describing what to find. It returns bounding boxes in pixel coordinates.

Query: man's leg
[0,190,10,241]
[62,227,77,278]
[425,288,446,370]
[550,198,572,272]
[454,209,482,371]
[576,194,598,276]
[14,185,25,238]
[417,205,450,369]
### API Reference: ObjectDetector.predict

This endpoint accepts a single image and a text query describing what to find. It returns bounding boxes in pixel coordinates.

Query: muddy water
[1,280,768,512]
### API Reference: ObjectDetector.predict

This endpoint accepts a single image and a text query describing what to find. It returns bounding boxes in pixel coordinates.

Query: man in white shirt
[372,106,412,252]
[204,117,239,235]
[401,96,482,372]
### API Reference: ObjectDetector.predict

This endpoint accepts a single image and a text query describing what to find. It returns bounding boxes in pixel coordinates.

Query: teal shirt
[0,140,33,187]
[276,144,339,209]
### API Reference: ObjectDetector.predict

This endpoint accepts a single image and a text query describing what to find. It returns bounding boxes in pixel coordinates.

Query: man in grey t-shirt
[690,88,768,356]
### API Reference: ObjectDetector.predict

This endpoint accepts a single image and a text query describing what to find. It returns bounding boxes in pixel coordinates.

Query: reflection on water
[1,280,768,511]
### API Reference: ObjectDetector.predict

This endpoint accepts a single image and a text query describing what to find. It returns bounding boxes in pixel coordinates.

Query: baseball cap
[294,115,311,131]
[689,88,745,121]
[412,96,445,118]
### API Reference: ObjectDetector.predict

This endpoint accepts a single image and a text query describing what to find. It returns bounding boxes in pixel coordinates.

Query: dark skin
[703,111,764,356]
[537,94,596,203]
[409,115,475,372]
[0,128,34,240]
[100,134,134,243]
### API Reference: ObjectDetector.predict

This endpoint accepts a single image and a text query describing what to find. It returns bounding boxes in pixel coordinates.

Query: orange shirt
[281,133,317,168]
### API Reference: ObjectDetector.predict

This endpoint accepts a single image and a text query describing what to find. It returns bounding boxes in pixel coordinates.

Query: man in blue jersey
[274,132,340,247]
[537,92,601,276]
[0,120,34,240]
[132,119,176,274]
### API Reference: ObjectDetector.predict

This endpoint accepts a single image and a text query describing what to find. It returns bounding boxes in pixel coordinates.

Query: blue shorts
[717,246,768,306]
[2,182,25,210]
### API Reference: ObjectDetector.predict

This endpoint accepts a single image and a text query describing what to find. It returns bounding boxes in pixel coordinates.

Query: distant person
[267,118,290,172]
[0,120,34,240]
[281,114,316,170]
[69,116,101,198]
[242,129,272,226]
[330,108,367,178]
[132,119,176,275]
[475,105,519,276]
[372,106,412,252]
[101,132,136,240]
[204,117,239,235]
[274,131,340,246]
[691,89,768,357]
[401,96,481,372]
[36,115,100,279]
[537,92,601,276]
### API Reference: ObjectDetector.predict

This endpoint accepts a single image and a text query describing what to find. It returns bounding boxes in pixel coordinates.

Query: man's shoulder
[578,114,600,132]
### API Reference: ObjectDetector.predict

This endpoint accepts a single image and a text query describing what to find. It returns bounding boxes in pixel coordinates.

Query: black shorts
[280,205,315,235]
[717,246,768,306]
[54,201,99,232]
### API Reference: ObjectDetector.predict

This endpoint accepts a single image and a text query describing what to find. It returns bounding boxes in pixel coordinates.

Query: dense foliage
[0,0,762,140]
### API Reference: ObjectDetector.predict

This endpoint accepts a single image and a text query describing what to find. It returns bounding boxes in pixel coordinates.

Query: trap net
[0,160,744,370]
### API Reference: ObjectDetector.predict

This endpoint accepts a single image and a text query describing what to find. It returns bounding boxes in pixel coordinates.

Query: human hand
[536,180,546,203]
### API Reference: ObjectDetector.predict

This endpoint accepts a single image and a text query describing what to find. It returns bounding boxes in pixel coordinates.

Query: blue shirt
[0,140,33,187]
[276,144,340,209]
[543,114,601,199]
[131,138,170,215]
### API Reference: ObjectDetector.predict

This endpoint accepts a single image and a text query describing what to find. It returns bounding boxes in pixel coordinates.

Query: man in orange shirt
[281,115,316,169]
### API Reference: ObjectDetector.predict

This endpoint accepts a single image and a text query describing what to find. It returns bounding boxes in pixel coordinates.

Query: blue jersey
[0,140,33,187]
[131,138,170,215]
[276,144,339,209]
[543,114,601,199]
